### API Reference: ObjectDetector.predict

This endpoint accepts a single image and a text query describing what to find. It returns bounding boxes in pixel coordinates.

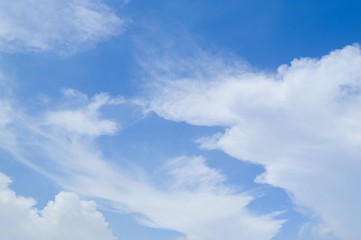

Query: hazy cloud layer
[145,45,361,240]
[0,172,115,240]
[0,0,123,53]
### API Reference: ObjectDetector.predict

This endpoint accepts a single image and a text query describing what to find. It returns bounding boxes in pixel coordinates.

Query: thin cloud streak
[0,0,124,54]
[0,85,284,240]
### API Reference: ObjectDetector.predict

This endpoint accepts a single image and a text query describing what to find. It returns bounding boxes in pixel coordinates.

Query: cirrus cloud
[0,81,284,240]
[0,0,124,54]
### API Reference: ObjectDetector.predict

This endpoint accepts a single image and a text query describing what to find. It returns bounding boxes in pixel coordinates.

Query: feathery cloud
[0,83,284,240]
[0,0,124,54]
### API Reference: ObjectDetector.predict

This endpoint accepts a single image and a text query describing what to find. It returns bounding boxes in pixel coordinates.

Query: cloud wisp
[0,1,284,239]
[144,44,361,240]
[0,0,124,54]
[0,83,284,240]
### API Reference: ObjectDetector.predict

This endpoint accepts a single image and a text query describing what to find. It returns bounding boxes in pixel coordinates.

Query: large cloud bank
[146,45,361,240]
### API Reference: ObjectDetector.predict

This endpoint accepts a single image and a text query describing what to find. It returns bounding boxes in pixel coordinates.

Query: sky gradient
[1,1,361,239]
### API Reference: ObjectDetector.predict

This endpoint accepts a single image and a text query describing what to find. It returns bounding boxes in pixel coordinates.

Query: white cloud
[144,44,361,240]
[0,0,124,54]
[163,156,226,191]
[44,89,124,137]
[119,156,284,240]
[298,221,337,240]
[0,85,284,239]
[0,172,115,240]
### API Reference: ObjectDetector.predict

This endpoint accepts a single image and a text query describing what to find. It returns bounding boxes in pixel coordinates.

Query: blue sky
[1,0,361,239]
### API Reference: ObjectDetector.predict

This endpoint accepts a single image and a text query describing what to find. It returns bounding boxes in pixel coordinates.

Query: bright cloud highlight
[145,45,361,240]
[0,172,115,240]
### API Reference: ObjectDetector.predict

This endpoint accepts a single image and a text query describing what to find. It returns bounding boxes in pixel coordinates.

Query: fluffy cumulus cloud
[145,45,361,240]
[0,80,283,239]
[0,172,115,240]
[0,0,123,53]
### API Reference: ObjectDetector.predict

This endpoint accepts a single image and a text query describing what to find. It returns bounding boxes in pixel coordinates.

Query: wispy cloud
[0,172,115,240]
[143,44,361,239]
[0,0,124,54]
[0,80,284,240]
[118,156,284,240]
[44,89,124,137]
